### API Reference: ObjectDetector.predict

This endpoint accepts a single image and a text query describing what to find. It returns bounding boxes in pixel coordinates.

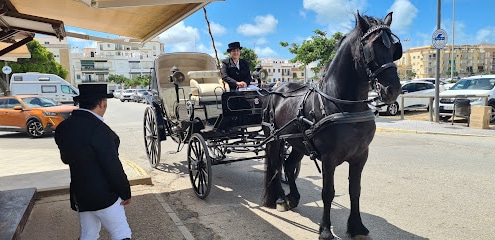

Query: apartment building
[396,43,495,79]
[36,37,71,81]
[36,36,164,87]
[71,37,164,86]
[258,58,317,83]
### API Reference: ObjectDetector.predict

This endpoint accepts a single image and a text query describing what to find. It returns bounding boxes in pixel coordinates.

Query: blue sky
[67,0,495,60]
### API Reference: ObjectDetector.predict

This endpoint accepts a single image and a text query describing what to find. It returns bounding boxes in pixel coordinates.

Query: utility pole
[435,0,441,122]
[451,0,455,81]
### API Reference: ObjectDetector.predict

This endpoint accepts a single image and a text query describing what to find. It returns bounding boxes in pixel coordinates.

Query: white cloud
[303,0,365,32]
[208,22,226,36]
[159,21,199,49]
[255,37,268,45]
[255,46,277,57]
[387,0,418,34]
[237,15,278,36]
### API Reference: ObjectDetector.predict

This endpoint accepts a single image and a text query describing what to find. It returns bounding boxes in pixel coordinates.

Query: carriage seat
[189,70,227,103]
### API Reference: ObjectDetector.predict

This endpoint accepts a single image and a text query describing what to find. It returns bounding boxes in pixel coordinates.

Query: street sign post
[2,65,12,94]
[432,28,448,49]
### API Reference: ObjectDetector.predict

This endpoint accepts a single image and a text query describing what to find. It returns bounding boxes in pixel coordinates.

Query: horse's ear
[357,11,369,32]
[384,12,393,26]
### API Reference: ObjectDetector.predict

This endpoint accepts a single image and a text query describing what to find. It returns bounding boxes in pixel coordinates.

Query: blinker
[381,30,391,48]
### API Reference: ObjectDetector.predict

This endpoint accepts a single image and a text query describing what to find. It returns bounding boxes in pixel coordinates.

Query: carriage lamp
[169,66,185,84]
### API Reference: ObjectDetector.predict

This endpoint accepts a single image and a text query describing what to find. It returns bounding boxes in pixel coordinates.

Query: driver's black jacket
[221,58,252,91]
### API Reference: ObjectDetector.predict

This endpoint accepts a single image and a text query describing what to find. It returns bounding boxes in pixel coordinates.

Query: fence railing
[400,93,490,121]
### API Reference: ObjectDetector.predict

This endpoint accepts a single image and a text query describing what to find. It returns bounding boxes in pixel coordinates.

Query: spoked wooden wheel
[187,133,212,199]
[144,107,161,168]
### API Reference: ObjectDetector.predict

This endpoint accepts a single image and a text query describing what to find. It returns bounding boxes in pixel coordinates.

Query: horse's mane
[337,13,386,63]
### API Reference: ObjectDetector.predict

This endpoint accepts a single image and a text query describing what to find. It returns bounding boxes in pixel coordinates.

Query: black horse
[262,12,402,239]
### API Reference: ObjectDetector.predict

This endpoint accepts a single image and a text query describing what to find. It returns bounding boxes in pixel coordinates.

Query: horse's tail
[262,139,284,208]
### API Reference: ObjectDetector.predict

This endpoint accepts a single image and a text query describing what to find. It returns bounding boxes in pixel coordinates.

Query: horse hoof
[276,200,289,212]
[319,226,341,240]
[353,235,372,240]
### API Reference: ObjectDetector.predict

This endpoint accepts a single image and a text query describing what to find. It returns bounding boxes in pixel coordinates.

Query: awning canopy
[0,0,221,57]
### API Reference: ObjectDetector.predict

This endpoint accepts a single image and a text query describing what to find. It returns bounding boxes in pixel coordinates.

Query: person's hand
[236,81,247,88]
[121,198,131,206]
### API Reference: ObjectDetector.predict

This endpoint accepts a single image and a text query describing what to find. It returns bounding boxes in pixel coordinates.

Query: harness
[261,24,401,172]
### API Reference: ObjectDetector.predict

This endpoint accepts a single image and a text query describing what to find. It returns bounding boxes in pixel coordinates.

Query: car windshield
[450,78,495,90]
[124,89,134,93]
[22,97,58,108]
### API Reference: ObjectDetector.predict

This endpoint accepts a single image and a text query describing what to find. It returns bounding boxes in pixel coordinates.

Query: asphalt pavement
[2,112,494,240]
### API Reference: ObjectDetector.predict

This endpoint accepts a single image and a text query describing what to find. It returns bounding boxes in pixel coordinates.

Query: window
[76,74,81,80]
[61,85,77,94]
[6,99,21,108]
[0,99,6,108]
[41,85,57,93]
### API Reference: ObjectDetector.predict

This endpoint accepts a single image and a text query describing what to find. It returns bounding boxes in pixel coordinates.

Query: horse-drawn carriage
[143,52,296,199]
[143,11,403,240]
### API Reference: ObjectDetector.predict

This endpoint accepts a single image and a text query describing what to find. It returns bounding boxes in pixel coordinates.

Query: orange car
[0,95,77,137]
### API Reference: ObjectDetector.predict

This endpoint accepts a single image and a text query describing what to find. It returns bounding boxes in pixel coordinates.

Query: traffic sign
[2,65,12,75]
[432,29,448,49]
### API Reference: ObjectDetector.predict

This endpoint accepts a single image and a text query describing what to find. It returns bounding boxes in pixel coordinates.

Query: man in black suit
[55,84,132,240]
[221,41,253,90]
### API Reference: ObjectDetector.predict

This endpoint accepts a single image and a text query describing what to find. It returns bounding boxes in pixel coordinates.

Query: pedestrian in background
[54,84,132,240]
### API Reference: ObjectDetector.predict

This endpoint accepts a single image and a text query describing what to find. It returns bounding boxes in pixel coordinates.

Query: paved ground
[2,106,494,239]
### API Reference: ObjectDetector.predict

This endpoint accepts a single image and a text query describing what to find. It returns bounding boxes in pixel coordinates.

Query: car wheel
[386,102,399,116]
[26,119,44,138]
[489,102,495,123]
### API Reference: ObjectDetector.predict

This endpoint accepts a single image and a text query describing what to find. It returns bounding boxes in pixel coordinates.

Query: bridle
[361,24,402,101]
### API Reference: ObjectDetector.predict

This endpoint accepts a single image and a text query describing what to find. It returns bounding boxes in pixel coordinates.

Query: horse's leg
[262,140,286,209]
[319,161,339,240]
[284,149,304,210]
[346,151,370,238]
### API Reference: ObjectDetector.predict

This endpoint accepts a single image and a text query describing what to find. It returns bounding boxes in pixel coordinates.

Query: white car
[119,89,137,102]
[438,75,495,122]
[411,78,447,92]
[371,80,438,116]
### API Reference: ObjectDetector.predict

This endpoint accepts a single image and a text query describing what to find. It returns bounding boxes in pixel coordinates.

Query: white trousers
[78,197,131,240]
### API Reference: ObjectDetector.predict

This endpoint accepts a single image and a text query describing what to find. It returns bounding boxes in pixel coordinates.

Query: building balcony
[81,67,110,71]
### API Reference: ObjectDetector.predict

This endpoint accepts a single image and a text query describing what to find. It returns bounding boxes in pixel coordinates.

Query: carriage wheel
[280,141,301,184]
[188,133,212,199]
[144,107,161,168]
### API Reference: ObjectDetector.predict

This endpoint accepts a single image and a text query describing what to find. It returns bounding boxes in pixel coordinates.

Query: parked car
[136,90,152,104]
[113,89,123,99]
[119,89,137,102]
[131,89,148,102]
[411,78,447,92]
[0,95,78,137]
[438,75,495,122]
[371,80,439,116]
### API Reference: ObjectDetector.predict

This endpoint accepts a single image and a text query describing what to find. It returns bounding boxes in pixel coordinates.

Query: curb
[37,159,153,198]
[376,127,495,137]
[36,176,153,198]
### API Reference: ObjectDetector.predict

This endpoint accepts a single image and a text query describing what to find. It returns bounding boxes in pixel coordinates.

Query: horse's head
[357,12,402,104]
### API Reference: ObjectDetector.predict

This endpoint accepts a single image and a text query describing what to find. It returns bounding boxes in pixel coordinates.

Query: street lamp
[451,0,455,81]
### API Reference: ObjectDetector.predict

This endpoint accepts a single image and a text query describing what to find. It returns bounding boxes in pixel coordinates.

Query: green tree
[280,30,343,76]
[126,75,150,88]
[0,40,69,95]
[107,74,130,85]
[224,47,259,71]
[406,71,416,79]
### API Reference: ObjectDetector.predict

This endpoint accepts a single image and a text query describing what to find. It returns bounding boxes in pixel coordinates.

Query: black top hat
[74,84,113,101]
[227,42,243,52]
